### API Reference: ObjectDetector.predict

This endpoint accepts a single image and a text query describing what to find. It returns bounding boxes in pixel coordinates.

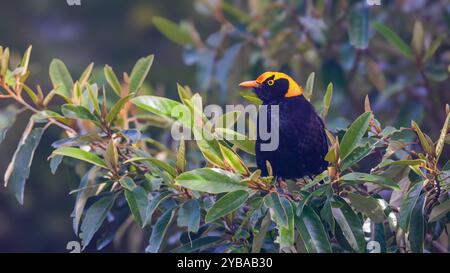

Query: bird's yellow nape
[255,72,303,98]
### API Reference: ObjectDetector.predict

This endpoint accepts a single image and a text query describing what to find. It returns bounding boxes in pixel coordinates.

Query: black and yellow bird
[239,72,328,180]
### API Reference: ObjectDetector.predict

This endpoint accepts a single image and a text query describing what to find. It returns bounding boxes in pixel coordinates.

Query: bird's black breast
[256,96,328,179]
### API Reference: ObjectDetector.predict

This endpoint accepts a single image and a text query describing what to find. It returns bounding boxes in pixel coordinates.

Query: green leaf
[4,121,44,204]
[409,193,425,253]
[132,95,183,119]
[347,2,369,49]
[215,128,255,155]
[49,59,74,100]
[339,112,372,160]
[429,199,450,222]
[79,195,115,250]
[205,190,249,223]
[61,104,99,124]
[172,236,223,253]
[86,84,101,116]
[0,105,18,144]
[347,193,385,223]
[124,185,149,226]
[78,62,94,87]
[104,139,118,171]
[435,109,450,161]
[264,192,288,228]
[177,199,201,233]
[277,198,295,249]
[240,92,262,105]
[146,209,175,253]
[143,191,173,227]
[378,159,425,169]
[304,72,315,100]
[119,176,137,191]
[341,144,373,170]
[129,55,154,94]
[424,35,444,62]
[125,157,177,178]
[321,83,333,119]
[176,137,185,173]
[373,22,413,58]
[1,47,9,76]
[331,196,366,253]
[106,94,133,124]
[177,83,192,101]
[251,211,271,253]
[340,172,400,190]
[152,17,193,45]
[20,45,32,76]
[52,147,108,169]
[411,120,433,155]
[295,205,332,253]
[175,168,247,194]
[104,65,122,96]
[399,181,424,230]
[72,167,98,234]
[219,144,249,175]
[190,95,225,167]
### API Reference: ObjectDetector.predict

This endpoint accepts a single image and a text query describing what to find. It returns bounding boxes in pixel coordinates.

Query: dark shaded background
[0,0,449,252]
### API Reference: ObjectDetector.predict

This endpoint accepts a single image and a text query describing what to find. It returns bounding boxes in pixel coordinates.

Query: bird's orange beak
[239,80,260,88]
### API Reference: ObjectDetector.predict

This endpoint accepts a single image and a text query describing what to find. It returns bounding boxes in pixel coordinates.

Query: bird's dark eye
[267,79,274,86]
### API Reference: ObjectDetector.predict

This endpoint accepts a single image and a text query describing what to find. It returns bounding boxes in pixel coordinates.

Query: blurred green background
[0,0,449,252]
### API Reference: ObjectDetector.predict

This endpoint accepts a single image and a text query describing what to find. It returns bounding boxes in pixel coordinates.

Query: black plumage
[240,72,328,179]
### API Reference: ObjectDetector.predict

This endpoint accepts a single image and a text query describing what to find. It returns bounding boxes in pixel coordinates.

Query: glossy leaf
[125,157,177,178]
[52,147,108,169]
[411,120,433,155]
[264,192,288,228]
[4,121,44,204]
[143,191,173,227]
[106,94,133,124]
[146,209,175,253]
[104,65,122,96]
[340,172,400,190]
[399,181,424,230]
[347,193,385,223]
[339,112,371,160]
[61,104,99,124]
[79,195,115,250]
[205,190,249,223]
[129,55,154,94]
[277,198,295,249]
[409,193,425,253]
[175,168,246,194]
[295,205,332,253]
[177,199,201,233]
[49,59,73,99]
[124,185,149,226]
[331,196,366,253]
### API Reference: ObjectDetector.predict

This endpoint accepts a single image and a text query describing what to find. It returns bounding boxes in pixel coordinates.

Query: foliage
[1,1,450,253]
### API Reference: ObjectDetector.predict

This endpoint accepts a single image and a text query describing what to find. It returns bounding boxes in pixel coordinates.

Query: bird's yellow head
[239,72,303,102]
